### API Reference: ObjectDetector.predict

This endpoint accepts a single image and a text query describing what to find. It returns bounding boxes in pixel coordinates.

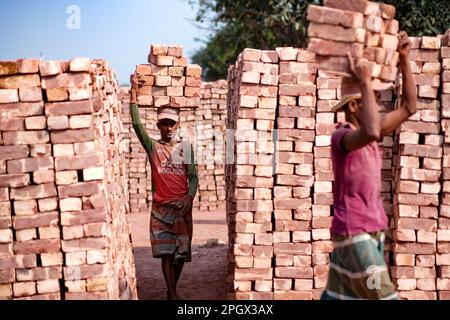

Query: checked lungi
[150,200,193,262]
[321,232,398,300]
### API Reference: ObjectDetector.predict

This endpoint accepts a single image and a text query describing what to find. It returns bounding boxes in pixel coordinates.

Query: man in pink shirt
[321,32,417,300]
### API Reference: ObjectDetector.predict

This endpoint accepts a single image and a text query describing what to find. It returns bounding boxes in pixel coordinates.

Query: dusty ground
[128,209,229,300]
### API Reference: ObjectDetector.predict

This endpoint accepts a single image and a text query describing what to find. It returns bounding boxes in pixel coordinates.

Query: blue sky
[0,0,206,84]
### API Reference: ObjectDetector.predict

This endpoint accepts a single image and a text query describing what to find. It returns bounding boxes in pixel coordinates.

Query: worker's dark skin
[130,74,193,300]
[341,31,417,152]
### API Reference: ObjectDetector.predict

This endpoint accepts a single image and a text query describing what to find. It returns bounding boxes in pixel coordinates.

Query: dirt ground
[128,209,229,300]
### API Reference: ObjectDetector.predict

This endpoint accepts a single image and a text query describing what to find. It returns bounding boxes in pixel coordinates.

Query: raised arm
[380,31,418,136]
[341,54,381,152]
[130,75,156,153]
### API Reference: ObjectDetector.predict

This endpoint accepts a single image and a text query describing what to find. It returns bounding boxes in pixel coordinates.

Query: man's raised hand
[130,74,145,105]
[398,31,413,58]
[347,52,373,85]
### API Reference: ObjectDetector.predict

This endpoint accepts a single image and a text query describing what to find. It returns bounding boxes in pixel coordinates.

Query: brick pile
[313,69,342,299]
[225,48,279,300]
[209,80,228,211]
[226,29,450,300]
[0,58,137,300]
[307,0,400,90]
[195,81,228,212]
[118,87,132,194]
[439,31,450,300]
[391,36,442,300]
[379,91,396,266]
[0,58,61,300]
[272,47,317,300]
[195,84,215,211]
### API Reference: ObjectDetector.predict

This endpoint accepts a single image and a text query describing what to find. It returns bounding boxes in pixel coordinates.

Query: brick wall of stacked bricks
[0,58,137,300]
[226,31,450,300]
[194,81,228,212]
[390,36,443,300]
[440,32,450,301]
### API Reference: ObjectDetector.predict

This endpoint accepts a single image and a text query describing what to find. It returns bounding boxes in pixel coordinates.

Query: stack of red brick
[313,69,343,297]
[226,29,450,300]
[195,84,216,211]
[226,48,279,300]
[273,47,319,300]
[0,58,137,300]
[195,81,228,212]
[439,31,450,300]
[307,0,400,90]
[209,80,228,211]
[391,36,442,300]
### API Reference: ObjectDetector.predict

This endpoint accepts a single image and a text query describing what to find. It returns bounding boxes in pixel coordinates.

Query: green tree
[190,0,450,81]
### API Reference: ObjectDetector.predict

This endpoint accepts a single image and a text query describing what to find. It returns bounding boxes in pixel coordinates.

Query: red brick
[274,243,311,255]
[45,100,93,117]
[10,183,57,200]
[0,61,18,75]
[261,50,279,63]
[307,5,363,28]
[393,243,436,254]
[50,129,95,144]
[275,267,313,279]
[61,237,107,254]
[41,73,91,89]
[308,38,363,57]
[234,268,272,281]
[16,59,40,74]
[186,64,202,78]
[274,291,312,300]
[0,145,30,161]
[324,0,381,15]
[393,229,416,242]
[278,48,298,61]
[398,291,436,300]
[0,89,19,103]
[0,102,44,118]
[397,193,439,206]
[61,209,107,226]
[2,131,49,145]
[69,58,91,72]
[54,154,102,172]
[0,174,30,188]
[397,218,437,232]
[279,84,316,97]
[58,181,102,198]
[276,220,310,232]
[13,212,59,230]
[0,74,40,89]
[7,157,53,174]
[13,240,60,255]
[63,264,107,280]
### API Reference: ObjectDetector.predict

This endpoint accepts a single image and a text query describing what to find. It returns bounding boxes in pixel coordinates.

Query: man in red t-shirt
[130,75,198,300]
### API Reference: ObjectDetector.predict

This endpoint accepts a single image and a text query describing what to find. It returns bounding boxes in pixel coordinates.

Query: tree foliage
[190,0,450,81]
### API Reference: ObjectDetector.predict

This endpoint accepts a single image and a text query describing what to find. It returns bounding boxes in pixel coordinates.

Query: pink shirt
[330,123,388,236]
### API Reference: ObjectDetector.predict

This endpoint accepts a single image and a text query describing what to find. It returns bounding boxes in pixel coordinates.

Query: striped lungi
[321,232,398,300]
[150,200,193,262]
